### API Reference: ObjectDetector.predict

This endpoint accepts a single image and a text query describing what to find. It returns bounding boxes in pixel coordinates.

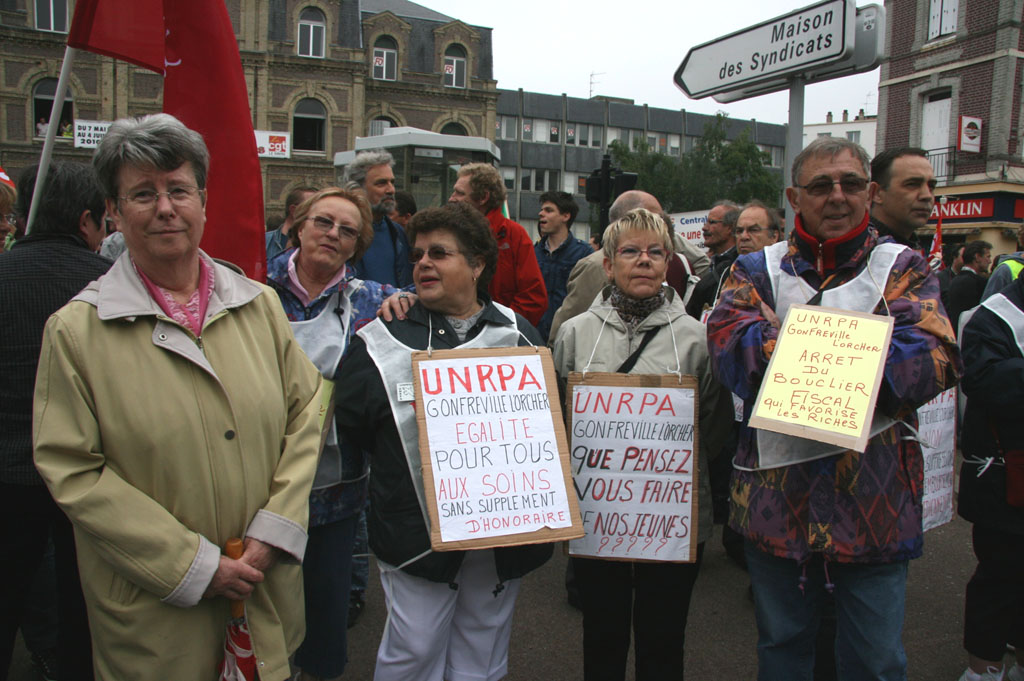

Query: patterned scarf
[608,284,666,336]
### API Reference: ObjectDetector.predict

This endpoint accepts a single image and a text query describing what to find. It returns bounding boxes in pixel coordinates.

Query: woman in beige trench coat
[32,113,323,681]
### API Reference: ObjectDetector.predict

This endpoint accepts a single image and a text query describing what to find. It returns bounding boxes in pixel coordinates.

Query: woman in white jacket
[552,208,731,681]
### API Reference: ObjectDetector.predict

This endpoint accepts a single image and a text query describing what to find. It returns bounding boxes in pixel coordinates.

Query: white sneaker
[958,666,1005,681]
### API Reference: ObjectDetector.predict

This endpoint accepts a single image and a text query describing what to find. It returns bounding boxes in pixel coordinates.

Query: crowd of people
[1,115,1022,681]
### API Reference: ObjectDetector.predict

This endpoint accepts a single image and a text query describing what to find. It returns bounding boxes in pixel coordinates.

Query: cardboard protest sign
[412,347,582,551]
[749,304,894,453]
[919,388,957,531]
[566,373,699,563]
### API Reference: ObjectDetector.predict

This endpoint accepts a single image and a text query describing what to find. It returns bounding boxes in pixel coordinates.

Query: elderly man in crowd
[448,163,547,326]
[345,149,412,288]
[707,136,961,681]
[32,113,323,681]
[735,200,783,256]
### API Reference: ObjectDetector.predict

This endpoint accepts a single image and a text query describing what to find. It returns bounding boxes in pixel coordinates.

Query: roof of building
[361,0,456,23]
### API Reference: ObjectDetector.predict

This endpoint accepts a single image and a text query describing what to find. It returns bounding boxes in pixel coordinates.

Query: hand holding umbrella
[219,538,258,681]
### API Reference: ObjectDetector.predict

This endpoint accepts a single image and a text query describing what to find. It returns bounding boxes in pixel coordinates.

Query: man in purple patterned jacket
[706,137,961,681]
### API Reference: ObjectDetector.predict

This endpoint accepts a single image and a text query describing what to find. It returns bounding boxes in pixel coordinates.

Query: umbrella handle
[225,538,245,619]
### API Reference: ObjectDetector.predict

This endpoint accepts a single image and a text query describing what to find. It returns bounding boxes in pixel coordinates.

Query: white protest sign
[919,388,957,531]
[567,374,699,562]
[412,347,582,550]
[668,210,709,252]
[74,120,111,149]
[254,130,290,158]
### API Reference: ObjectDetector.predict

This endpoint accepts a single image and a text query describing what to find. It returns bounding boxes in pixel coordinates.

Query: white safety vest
[752,241,907,469]
[357,303,521,528]
[289,283,357,489]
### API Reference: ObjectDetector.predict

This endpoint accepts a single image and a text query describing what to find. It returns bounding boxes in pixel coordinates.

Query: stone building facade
[0,0,497,222]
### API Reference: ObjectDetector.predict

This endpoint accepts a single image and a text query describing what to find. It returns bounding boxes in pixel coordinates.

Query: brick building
[876,0,1024,253]
[0,0,498,222]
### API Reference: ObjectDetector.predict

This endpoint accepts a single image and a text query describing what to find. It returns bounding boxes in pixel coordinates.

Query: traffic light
[584,155,639,233]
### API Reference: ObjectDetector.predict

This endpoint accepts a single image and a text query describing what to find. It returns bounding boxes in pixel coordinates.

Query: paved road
[8,516,983,680]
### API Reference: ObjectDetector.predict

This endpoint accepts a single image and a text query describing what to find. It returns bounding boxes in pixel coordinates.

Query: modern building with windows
[0,0,498,219]
[876,0,1023,253]
[803,109,877,159]
[494,89,788,239]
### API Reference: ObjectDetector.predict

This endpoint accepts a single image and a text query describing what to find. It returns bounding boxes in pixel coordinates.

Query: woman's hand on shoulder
[378,291,418,321]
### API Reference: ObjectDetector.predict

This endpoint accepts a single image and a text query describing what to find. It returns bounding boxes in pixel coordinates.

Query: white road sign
[674,0,855,99]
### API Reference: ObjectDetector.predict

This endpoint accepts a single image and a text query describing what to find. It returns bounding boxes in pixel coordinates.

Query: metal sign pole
[785,76,805,236]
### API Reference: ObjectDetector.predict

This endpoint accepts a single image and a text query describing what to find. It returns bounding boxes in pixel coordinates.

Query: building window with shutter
[928,0,958,40]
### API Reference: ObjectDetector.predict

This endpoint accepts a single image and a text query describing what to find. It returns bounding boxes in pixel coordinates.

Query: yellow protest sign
[748,304,894,454]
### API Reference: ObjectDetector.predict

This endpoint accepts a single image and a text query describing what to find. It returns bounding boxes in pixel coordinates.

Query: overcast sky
[426,0,881,126]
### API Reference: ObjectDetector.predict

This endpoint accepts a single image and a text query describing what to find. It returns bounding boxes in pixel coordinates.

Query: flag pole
[26,45,78,235]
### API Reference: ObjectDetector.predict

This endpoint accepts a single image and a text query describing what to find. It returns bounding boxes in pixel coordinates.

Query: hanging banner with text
[412,347,582,551]
[566,373,700,563]
[919,388,957,531]
[749,304,893,453]
[74,120,111,148]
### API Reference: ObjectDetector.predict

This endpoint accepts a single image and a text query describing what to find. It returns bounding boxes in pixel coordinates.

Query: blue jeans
[744,543,908,681]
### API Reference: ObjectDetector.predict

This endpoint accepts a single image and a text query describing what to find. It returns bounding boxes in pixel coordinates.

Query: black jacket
[947,268,988,333]
[957,275,1024,535]
[0,234,111,485]
[335,299,553,583]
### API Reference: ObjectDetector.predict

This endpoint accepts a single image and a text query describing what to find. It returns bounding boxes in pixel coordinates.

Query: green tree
[609,113,781,212]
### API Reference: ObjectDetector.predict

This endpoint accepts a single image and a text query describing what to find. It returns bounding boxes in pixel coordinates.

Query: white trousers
[374,549,522,681]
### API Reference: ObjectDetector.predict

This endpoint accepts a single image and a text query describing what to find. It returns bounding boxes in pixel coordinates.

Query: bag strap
[616,326,661,373]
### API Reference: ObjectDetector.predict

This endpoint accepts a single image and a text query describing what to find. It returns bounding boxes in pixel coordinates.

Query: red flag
[67,0,165,72]
[67,1,266,280]
[928,213,943,266]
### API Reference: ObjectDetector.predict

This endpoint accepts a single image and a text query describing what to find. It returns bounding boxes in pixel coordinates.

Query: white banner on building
[919,388,957,531]
[255,130,290,158]
[74,120,111,149]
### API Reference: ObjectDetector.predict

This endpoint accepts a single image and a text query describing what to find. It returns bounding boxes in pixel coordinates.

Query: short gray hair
[343,149,394,188]
[93,113,209,200]
[791,136,870,186]
[602,208,673,262]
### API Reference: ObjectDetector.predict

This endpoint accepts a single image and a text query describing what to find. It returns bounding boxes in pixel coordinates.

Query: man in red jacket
[449,163,546,326]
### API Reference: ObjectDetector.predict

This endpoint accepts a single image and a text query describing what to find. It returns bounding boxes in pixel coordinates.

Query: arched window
[293,98,326,152]
[372,36,398,81]
[33,79,73,138]
[297,7,326,58]
[440,122,467,136]
[36,0,67,32]
[444,44,467,89]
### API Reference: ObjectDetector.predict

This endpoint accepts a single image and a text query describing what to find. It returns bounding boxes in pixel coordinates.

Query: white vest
[752,241,907,469]
[357,303,521,527]
[289,283,357,489]
[977,293,1024,356]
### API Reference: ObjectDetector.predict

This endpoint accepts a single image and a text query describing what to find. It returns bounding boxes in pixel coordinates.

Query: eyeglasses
[794,176,869,196]
[408,245,461,263]
[308,216,359,240]
[119,185,203,207]
[616,246,668,262]
[1,213,15,225]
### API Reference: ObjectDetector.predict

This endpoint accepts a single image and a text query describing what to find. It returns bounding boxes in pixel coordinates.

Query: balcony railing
[925,146,956,182]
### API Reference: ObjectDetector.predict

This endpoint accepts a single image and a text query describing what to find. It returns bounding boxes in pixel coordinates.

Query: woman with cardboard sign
[552,208,731,681]
[334,202,550,681]
[267,187,398,681]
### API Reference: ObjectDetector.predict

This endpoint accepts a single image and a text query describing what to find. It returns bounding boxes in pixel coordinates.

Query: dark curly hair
[406,202,497,296]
